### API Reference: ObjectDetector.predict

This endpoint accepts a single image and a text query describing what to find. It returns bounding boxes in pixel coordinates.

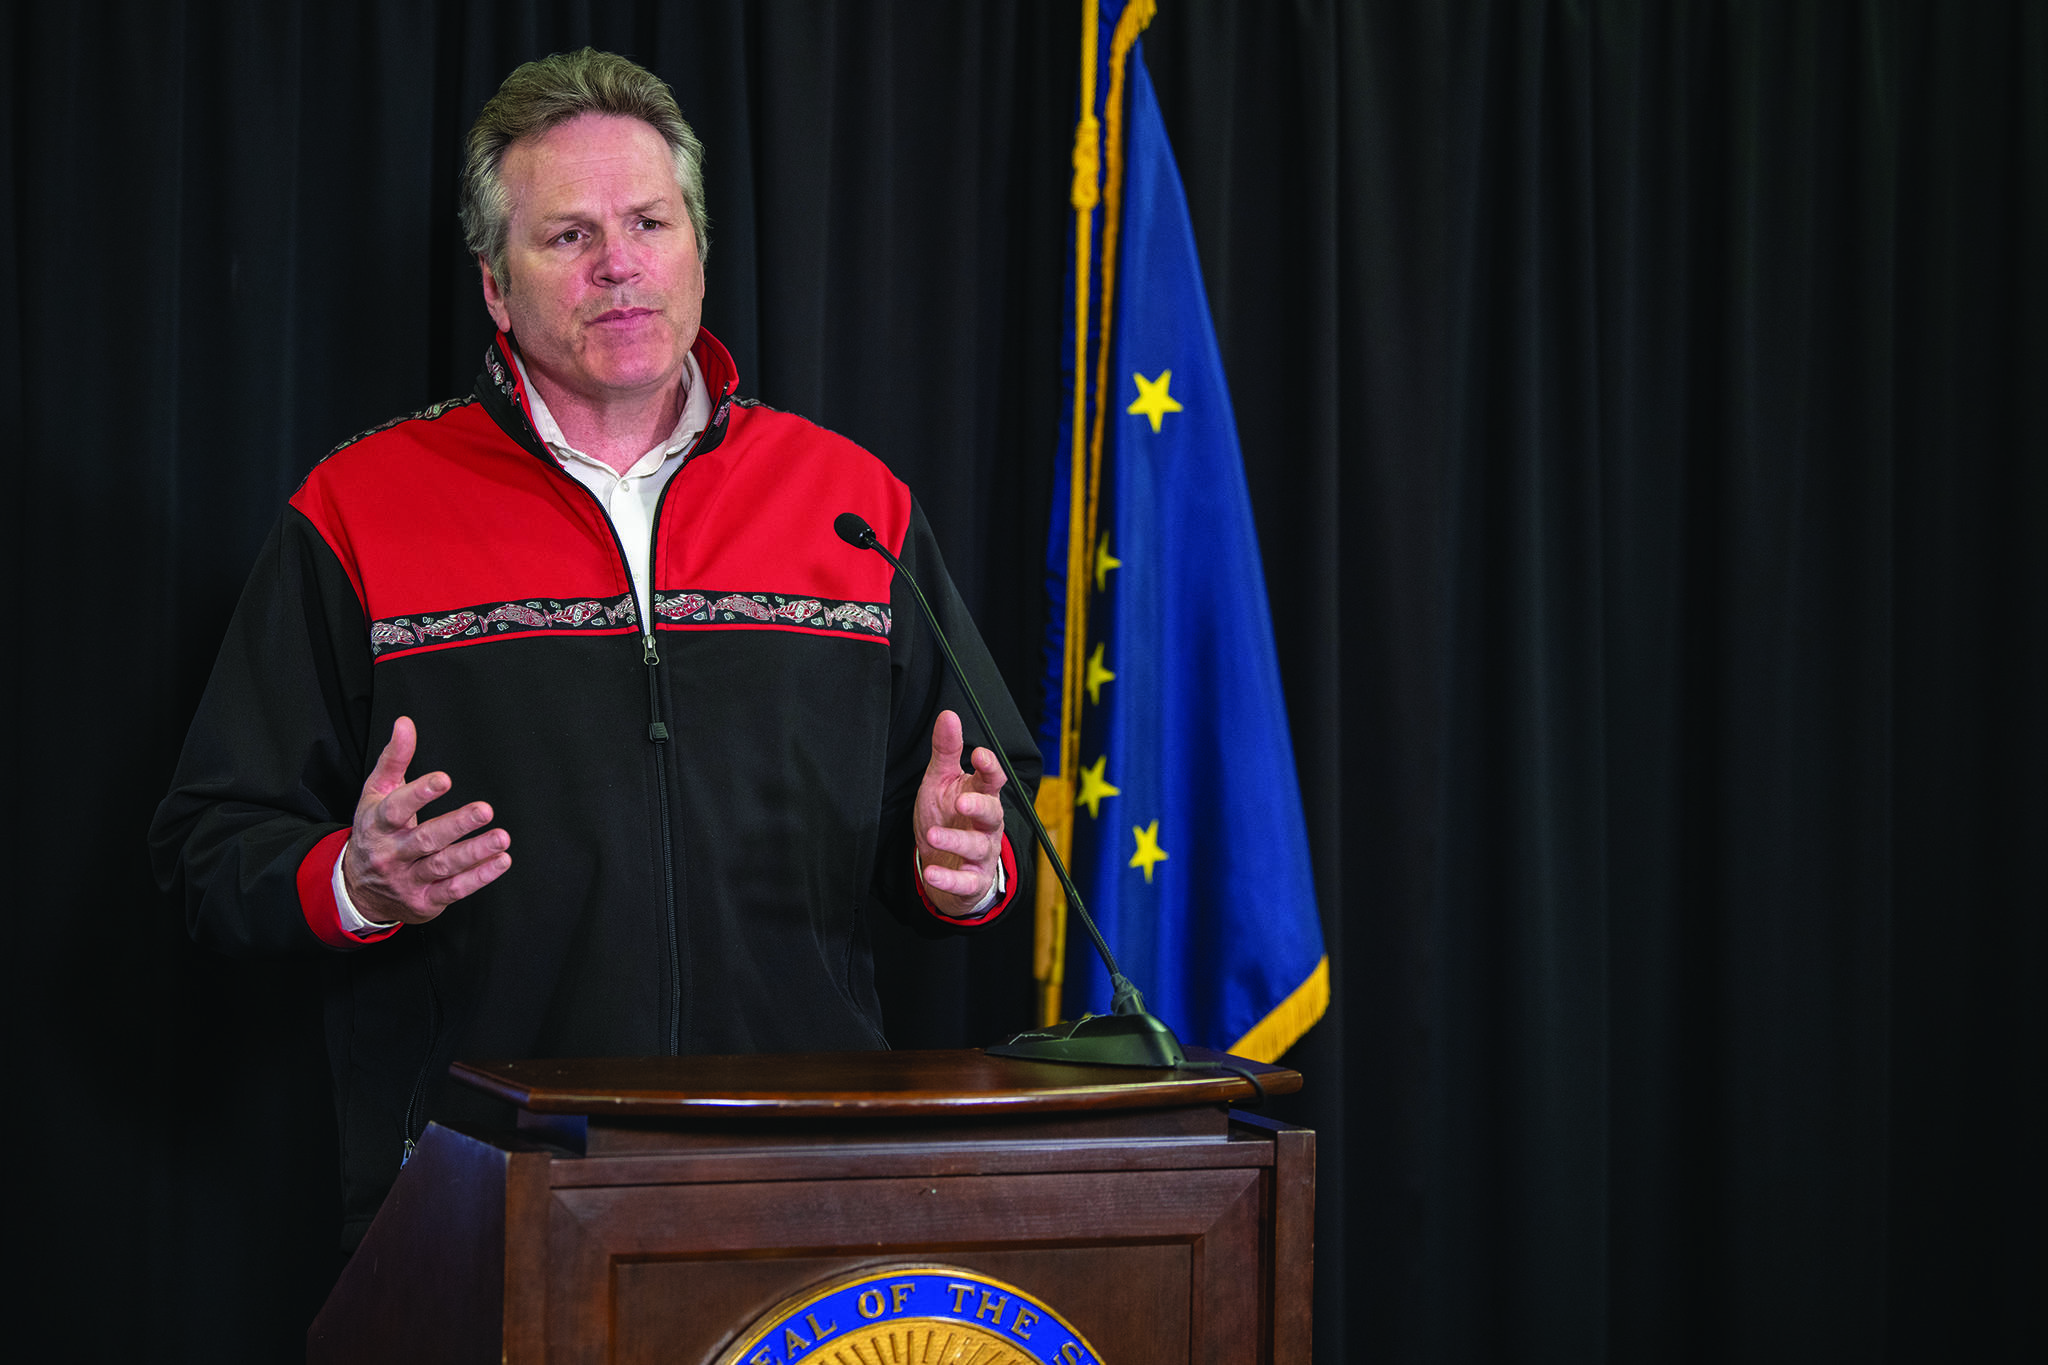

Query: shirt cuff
[296,833,400,948]
[914,834,1019,926]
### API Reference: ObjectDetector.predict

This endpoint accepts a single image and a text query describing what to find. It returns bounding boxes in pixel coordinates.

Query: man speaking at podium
[151,49,1037,1251]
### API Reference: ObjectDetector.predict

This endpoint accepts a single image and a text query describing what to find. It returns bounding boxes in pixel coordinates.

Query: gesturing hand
[913,709,1008,917]
[341,716,511,926]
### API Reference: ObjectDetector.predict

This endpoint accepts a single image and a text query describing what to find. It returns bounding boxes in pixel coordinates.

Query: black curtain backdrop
[6,3,2042,1361]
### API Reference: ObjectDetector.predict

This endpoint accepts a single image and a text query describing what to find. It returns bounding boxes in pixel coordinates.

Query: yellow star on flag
[1085,642,1116,706]
[1094,533,1122,591]
[1129,820,1169,883]
[1127,369,1184,433]
[1075,754,1121,819]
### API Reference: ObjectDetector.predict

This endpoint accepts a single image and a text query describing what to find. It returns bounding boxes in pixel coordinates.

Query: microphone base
[986,1012,1187,1068]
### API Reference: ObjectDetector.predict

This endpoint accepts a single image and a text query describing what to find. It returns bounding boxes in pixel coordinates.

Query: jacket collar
[477,327,740,467]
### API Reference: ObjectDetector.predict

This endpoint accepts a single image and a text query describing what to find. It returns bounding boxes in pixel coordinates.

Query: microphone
[832,511,877,551]
[834,511,1185,1067]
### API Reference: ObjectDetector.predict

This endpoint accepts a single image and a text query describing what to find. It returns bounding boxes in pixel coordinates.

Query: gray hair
[459,48,708,286]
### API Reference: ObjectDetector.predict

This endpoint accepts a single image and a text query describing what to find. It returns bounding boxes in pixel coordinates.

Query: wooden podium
[307,1047,1311,1364]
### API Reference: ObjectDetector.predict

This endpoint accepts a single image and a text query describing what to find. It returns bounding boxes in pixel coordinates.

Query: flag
[1035,0,1326,1063]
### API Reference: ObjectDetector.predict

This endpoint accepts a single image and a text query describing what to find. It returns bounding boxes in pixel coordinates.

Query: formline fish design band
[368,594,635,656]
[369,590,890,657]
[651,591,891,639]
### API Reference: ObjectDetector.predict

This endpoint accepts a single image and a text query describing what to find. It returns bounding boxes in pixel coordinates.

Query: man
[150,49,1036,1250]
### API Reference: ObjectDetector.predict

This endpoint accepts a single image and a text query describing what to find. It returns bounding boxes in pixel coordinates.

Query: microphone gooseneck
[835,512,1184,1067]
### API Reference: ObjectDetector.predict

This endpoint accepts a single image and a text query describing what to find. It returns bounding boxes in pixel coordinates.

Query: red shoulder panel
[654,405,910,606]
[289,402,629,622]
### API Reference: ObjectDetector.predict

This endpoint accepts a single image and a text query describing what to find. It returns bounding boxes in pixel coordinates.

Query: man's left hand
[914,709,1008,917]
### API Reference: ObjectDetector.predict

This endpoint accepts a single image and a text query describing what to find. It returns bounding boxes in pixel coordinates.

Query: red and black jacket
[151,330,1036,1246]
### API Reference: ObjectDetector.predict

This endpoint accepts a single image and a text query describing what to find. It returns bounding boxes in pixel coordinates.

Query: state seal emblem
[714,1263,1106,1365]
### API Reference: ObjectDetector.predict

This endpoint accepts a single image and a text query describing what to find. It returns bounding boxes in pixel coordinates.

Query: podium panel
[308,1048,1311,1364]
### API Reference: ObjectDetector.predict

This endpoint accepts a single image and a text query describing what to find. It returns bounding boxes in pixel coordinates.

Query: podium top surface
[451,1047,1298,1119]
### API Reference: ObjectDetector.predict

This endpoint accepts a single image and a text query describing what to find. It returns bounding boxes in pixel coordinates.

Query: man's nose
[591,232,640,285]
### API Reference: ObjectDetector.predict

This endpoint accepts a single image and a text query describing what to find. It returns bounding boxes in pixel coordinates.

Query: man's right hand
[342,716,511,926]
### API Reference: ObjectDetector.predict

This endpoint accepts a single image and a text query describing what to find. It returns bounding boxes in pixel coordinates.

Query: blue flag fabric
[1067,44,1326,1059]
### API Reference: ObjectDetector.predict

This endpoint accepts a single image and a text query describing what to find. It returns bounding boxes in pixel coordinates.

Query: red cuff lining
[916,833,1020,926]
[297,829,400,949]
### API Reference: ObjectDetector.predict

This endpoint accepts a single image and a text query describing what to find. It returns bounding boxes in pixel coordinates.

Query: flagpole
[1032,0,1100,1028]
[1034,0,1162,1030]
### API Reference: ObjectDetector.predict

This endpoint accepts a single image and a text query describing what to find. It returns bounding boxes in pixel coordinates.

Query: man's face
[481,113,704,408]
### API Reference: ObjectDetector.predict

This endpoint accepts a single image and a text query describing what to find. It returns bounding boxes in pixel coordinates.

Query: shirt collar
[511,348,712,480]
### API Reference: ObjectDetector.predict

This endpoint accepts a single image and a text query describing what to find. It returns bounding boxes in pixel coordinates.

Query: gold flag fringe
[1228,956,1330,1065]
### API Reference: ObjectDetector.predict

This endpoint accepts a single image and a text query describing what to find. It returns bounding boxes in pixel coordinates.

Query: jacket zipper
[640,422,699,1054]
[643,592,682,1054]
[400,946,443,1166]
[638,389,732,1054]
[496,360,732,1058]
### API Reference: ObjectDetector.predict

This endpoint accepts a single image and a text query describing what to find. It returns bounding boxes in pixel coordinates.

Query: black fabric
[146,331,1036,1248]
[7,2,2042,1361]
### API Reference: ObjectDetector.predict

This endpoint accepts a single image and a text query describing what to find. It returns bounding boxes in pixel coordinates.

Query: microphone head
[833,512,878,550]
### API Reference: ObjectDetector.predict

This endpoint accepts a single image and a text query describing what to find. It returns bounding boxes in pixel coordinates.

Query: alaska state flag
[1057,28,1327,1062]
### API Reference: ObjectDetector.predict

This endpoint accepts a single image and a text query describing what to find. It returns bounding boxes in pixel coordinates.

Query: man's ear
[480,257,513,333]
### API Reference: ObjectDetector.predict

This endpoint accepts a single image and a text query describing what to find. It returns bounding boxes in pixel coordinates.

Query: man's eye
[555,229,586,245]
[637,218,664,230]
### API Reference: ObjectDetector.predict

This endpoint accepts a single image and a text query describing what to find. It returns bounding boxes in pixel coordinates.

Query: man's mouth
[591,306,658,326]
